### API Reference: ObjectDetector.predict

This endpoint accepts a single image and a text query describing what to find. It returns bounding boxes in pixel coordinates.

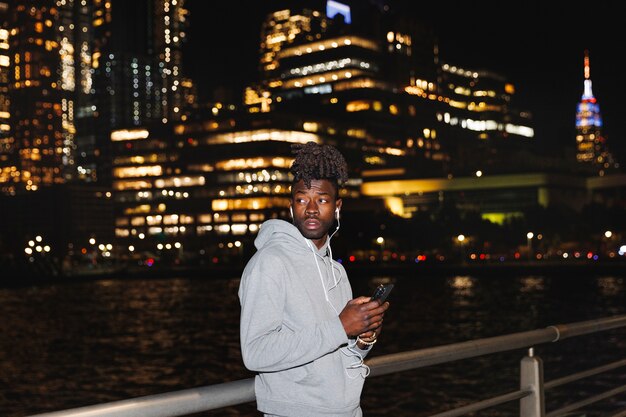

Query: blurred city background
[1,2,626,416]
[1,0,625,283]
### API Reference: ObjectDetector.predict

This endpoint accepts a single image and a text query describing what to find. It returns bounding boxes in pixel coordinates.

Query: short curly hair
[290,141,349,190]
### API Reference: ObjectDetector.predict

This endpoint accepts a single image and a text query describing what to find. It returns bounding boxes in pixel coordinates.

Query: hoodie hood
[255,218,331,255]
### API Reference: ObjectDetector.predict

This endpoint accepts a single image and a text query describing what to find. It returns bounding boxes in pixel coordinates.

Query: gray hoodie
[238,219,371,417]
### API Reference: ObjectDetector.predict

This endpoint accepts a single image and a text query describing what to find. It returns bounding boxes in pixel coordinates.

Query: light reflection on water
[597,276,624,296]
[520,276,545,292]
[0,272,625,417]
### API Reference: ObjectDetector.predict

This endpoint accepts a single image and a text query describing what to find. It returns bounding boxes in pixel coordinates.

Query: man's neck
[310,235,328,250]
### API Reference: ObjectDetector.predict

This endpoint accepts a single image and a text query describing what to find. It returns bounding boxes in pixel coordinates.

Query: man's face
[291,179,342,248]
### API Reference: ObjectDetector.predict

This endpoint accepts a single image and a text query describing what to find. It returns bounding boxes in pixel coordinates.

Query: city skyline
[2,0,624,272]
[183,0,625,161]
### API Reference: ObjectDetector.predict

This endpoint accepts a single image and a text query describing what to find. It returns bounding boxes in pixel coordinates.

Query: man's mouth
[304,218,320,228]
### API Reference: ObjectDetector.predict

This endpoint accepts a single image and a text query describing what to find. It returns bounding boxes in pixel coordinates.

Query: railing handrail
[368,314,626,377]
[28,314,626,417]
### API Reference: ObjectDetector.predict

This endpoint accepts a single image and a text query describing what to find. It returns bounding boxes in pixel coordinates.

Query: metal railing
[29,314,626,417]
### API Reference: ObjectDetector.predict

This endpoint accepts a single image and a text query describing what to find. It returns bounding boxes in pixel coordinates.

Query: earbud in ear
[335,208,340,220]
[289,206,293,218]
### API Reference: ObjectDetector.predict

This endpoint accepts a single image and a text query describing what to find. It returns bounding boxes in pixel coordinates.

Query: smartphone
[371,283,394,304]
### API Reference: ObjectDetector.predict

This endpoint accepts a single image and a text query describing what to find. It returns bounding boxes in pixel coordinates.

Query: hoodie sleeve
[238,251,348,372]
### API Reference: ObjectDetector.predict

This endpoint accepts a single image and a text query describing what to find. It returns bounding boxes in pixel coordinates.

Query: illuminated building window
[333,78,388,91]
[231,224,248,235]
[163,226,181,235]
[198,214,213,223]
[278,36,380,60]
[283,69,365,90]
[303,122,319,132]
[347,128,366,138]
[211,197,289,211]
[216,157,291,171]
[196,225,213,235]
[365,156,384,165]
[113,154,165,165]
[178,215,194,224]
[285,58,376,79]
[146,215,162,225]
[131,217,146,226]
[114,165,163,178]
[216,224,230,234]
[116,218,129,226]
[111,128,150,141]
[187,163,215,172]
[163,214,179,225]
[203,129,320,146]
[154,175,205,188]
[124,205,151,214]
[114,180,153,190]
[249,213,265,222]
[214,213,229,223]
[346,100,371,112]
[231,213,247,222]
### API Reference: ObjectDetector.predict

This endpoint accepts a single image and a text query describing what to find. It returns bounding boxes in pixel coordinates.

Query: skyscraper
[0,0,191,190]
[1,0,80,194]
[85,0,189,185]
[575,49,618,175]
[91,0,187,128]
[0,2,12,191]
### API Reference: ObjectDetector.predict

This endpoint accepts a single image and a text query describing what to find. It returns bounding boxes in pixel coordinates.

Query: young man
[238,141,389,417]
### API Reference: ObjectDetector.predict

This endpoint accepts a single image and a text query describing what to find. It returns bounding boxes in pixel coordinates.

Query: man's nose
[305,201,319,214]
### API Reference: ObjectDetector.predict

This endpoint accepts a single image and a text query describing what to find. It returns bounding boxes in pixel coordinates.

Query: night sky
[182,0,625,161]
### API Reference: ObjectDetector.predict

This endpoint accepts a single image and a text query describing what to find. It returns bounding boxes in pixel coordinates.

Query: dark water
[1,271,625,417]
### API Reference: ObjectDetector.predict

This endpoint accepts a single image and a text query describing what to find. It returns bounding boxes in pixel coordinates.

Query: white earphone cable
[304,214,370,379]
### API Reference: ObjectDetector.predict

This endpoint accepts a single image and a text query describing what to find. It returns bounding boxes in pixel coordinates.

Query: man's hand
[339,296,389,338]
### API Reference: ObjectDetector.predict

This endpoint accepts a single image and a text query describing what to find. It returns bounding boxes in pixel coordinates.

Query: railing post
[520,347,545,417]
